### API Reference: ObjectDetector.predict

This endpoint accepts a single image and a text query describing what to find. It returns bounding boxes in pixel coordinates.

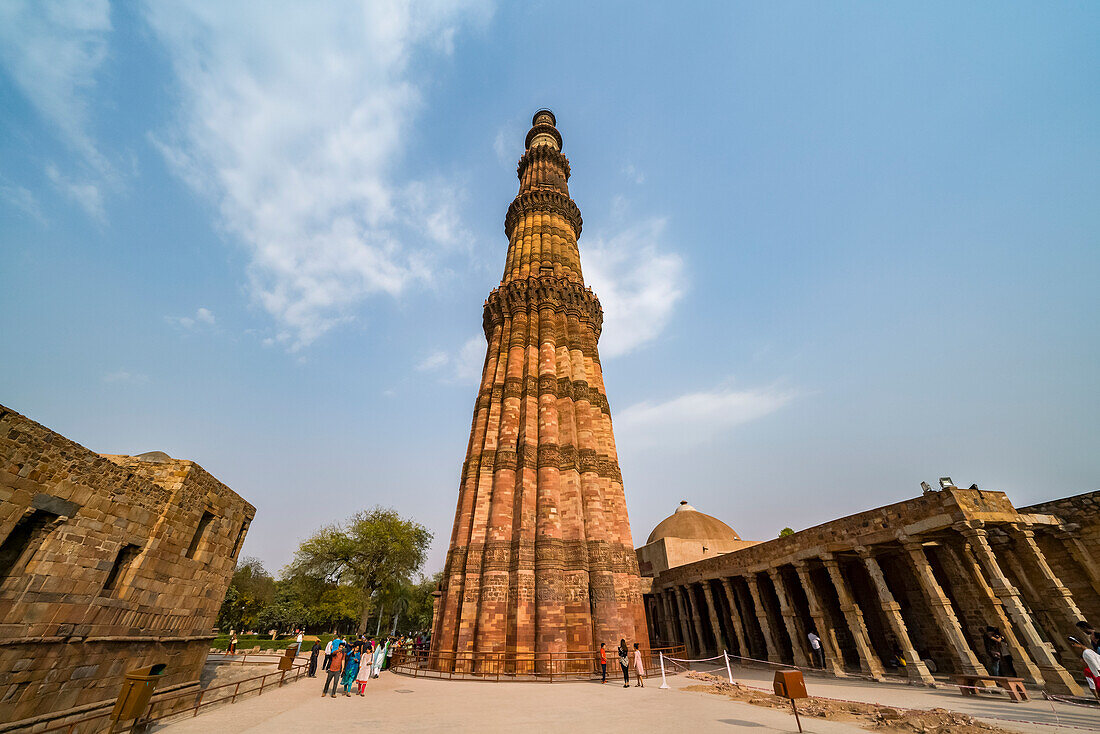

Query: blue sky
[1,1,1097,576]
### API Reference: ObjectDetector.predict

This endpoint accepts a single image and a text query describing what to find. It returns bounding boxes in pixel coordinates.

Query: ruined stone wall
[0,404,254,727]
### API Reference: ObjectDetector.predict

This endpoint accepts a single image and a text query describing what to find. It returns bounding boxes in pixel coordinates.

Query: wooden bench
[953,674,1028,702]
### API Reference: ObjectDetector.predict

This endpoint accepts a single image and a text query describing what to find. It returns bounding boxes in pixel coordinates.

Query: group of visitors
[308,634,422,698]
[598,640,646,687]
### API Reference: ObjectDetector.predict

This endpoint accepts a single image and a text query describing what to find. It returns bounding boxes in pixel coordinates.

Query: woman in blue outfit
[340,645,360,696]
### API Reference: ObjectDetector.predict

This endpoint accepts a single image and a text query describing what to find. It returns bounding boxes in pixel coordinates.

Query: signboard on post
[773,668,808,732]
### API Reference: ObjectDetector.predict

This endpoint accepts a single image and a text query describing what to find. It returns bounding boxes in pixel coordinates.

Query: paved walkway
[152,662,1099,734]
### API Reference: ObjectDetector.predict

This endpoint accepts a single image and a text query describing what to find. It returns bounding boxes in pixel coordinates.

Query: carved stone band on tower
[430,110,648,675]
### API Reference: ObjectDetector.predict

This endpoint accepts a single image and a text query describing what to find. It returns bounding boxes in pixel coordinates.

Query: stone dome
[646,501,741,545]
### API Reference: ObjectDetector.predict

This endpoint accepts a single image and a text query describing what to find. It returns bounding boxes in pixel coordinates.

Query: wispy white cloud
[102,370,149,385]
[622,163,645,184]
[144,1,492,351]
[166,307,216,330]
[416,350,450,372]
[0,0,113,175]
[0,182,45,223]
[452,335,485,383]
[0,1,120,222]
[416,334,484,384]
[45,164,105,222]
[616,385,796,446]
[493,128,510,164]
[583,217,685,358]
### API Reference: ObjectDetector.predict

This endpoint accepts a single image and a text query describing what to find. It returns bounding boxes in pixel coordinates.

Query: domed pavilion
[636,501,757,577]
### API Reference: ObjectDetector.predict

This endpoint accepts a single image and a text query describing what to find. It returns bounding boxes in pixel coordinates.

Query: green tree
[778,527,795,537]
[404,571,442,632]
[286,507,432,633]
[217,557,275,632]
[256,578,307,634]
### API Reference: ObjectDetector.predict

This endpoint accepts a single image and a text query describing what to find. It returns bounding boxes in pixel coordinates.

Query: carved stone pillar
[855,547,935,685]
[701,581,726,653]
[901,537,987,677]
[719,577,750,658]
[938,542,1044,687]
[821,554,885,680]
[792,561,846,677]
[746,573,781,663]
[673,586,695,656]
[767,568,809,668]
[957,522,1081,695]
[1009,525,1086,631]
[685,583,708,656]
[661,590,677,646]
[1054,525,1100,597]
[997,546,1075,659]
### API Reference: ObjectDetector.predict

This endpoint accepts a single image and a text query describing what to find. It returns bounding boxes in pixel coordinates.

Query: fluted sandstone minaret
[433,110,647,669]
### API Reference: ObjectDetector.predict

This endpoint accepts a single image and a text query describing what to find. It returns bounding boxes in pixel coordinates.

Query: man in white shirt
[322,637,334,671]
[296,630,305,657]
[807,630,824,669]
[1070,636,1100,699]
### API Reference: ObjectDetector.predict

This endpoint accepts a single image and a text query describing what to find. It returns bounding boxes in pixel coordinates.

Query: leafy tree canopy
[285,506,432,633]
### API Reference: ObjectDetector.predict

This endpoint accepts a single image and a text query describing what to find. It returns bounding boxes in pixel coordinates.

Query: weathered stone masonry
[644,485,1100,695]
[432,111,647,670]
[0,404,254,728]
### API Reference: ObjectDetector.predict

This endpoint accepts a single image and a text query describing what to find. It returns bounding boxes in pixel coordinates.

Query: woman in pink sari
[632,643,645,687]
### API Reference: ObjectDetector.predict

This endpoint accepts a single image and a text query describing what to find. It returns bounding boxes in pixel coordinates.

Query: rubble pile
[684,672,1011,734]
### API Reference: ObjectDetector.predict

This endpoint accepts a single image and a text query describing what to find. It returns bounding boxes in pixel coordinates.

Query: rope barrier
[665,654,727,663]
[1044,692,1100,709]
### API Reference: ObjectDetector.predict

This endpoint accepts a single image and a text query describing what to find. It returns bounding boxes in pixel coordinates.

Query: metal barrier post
[659,652,669,689]
[724,649,734,684]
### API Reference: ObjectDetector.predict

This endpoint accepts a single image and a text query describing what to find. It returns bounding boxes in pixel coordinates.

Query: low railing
[389,645,686,682]
[37,659,309,733]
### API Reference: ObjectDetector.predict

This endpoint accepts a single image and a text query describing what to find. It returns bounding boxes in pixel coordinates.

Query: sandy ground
[150,659,1100,734]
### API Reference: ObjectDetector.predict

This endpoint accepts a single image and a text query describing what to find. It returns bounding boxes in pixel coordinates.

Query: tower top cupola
[525,108,563,152]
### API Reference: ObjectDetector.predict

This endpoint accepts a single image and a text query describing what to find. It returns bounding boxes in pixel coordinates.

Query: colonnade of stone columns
[648,523,1089,695]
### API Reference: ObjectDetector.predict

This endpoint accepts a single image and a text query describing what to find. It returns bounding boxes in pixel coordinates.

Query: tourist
[618,639,629,687]
[308,640,322,677]
[295,629,304,657]
[372,638,386,678]
[1075,621,1100,653]
[384,637,395,670]
[599,642,608,683]
[633,642,645,687]
[322,637,335,672]
[228,631,237,655]
[807,630,824,668]
[322,644,346,698]
[1069,636,1100,700]
[983,627,1003,676]
[341,646,361,696]
[355,650,372,695]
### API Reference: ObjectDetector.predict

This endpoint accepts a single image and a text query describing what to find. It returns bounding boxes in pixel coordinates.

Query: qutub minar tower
[432,110,647,670]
